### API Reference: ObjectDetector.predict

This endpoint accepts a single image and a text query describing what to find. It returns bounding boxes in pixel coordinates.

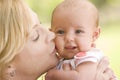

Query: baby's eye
[56,30,65,34]
[75,30,82,34]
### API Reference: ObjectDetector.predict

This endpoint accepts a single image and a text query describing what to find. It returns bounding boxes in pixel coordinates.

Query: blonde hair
[0,0,32,77]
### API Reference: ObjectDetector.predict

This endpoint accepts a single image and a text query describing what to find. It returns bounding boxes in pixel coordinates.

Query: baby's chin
[63,56,74,59]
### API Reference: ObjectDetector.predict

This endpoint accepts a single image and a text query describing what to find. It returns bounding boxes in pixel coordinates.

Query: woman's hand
[95,57,117,80]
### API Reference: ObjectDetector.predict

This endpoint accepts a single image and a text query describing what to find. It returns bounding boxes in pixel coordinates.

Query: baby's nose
[65,33,74,42]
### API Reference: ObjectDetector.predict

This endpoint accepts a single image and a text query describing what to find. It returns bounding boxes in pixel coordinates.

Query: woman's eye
[56,30,64,34]
[33,31,39,41]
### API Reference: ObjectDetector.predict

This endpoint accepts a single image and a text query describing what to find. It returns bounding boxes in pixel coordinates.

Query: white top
[57,48,103,70]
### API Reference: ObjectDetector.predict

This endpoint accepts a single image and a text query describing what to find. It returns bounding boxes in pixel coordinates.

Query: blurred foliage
[26,0,63,24]
[26,0,120,25]
[25,0,120,79]
[90,0,108,9]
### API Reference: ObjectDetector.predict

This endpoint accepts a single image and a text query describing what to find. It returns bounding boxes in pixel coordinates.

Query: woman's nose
[47,31,55,42]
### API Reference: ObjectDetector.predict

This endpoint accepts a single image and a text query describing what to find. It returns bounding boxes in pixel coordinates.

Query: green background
[26,0,120,79]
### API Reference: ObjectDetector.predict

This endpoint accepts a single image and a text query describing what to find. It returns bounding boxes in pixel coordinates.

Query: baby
[45,0,117,80]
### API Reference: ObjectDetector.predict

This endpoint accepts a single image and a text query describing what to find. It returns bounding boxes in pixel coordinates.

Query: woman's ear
[92,27,101,42]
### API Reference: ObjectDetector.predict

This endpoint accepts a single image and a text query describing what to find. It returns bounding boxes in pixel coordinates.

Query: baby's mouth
[65,46,77,50]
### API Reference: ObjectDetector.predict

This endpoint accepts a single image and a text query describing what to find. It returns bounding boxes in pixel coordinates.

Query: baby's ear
[93,27,101,41]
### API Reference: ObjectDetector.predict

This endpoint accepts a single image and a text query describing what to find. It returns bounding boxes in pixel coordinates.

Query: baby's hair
[52,0,99,27]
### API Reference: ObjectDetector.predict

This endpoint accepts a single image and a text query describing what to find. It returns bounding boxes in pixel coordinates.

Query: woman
[0,0,58,79]
[0,0,115,80]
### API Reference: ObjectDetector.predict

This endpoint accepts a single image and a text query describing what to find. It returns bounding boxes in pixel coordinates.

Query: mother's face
[11,10,58,77]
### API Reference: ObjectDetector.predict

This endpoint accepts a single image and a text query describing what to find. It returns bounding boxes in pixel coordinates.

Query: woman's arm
[95,57,118,80]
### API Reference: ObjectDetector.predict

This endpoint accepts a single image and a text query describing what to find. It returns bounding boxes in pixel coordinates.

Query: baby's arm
[45,63,79,80]
[75,61,97,80]
[45,57,115,80]
[45,68,79,80]
[45,62,97,80]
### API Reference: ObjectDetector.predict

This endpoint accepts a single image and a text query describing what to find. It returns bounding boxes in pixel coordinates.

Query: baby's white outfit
[57,48,103,70]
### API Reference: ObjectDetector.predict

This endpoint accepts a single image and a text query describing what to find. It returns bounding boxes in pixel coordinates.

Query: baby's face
[51,8,100,59]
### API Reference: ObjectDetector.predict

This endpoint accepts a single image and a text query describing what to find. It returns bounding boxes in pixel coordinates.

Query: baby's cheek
[78,42,91,51]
